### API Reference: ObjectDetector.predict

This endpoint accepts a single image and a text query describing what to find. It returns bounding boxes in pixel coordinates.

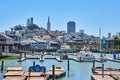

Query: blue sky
[0,0,120,37]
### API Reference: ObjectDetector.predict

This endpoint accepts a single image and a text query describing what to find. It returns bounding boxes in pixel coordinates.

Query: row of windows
[0,39,6,41]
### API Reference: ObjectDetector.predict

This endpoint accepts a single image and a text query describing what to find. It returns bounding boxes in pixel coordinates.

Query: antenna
[99,28,102,57]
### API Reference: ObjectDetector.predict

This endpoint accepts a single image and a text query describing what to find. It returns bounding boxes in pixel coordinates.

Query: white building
[0,33,14,53]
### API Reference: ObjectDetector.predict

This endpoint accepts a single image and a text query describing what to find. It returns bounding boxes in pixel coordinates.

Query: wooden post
[52,65,55,80]
[19,53,22,59]
[102,63,104,78]
[24,53,26,58]
[1,61,4,70]
[41,55,43,60]
[29,66,32,80]
[33,61,35,67]
[60,56,62,61]
[68,60,70,71]
[93,60,95,68]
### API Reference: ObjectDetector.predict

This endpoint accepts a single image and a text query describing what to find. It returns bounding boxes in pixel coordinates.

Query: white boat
[77,47,95,62]
[55,49,65,56]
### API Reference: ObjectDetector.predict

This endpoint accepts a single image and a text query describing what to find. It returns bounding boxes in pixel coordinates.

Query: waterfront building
[61,45,71,51]
[0,33,14,53]
[47,16,51,32]
[101,37,114,49]
[30,38,59,51]
[67,21,76,34]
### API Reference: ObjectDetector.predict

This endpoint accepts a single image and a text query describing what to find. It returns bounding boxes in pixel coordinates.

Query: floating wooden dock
[3,76,26,80]
[4,71,25,77]
[24,72,43,77]
[92,67,120,80]
[91,75,114,80]
[107,58,120,63]
[18,57,26,62]
[7,67,23,71]
[45,56,63,62]
[68,57,80,62]
[27,77,48,80]
[55,57,63,62]
[3,66,66,80]
[46,67,66,79]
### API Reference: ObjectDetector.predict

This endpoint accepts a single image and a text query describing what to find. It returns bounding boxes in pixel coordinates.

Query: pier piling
[33,61,35,67]
[93,61,95,68]
[67,60,70,71]
[1,61,4,70]
[102,63,104,78]
[24,53,26,58]
[52,65,55,80]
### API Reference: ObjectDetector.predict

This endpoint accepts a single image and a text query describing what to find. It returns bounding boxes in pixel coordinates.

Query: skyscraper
[67,21,76,33]
[47,16,51,32]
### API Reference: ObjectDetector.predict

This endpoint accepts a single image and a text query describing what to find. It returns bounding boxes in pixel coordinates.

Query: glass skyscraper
[67,21,76,33]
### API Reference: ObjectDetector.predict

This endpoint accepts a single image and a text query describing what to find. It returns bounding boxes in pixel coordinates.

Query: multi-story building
[67,21,76,34]
[0,33,14,53]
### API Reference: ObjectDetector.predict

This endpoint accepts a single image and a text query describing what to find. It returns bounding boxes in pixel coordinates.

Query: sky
[0,0,120,37]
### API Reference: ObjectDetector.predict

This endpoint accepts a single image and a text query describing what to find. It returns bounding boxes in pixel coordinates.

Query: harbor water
[0,53,120,80]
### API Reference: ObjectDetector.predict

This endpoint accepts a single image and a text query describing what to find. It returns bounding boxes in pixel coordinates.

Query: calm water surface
[0,53,120,80]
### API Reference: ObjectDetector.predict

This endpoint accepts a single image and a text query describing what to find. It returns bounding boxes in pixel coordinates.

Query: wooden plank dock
[107,58,120,63]
[3,76,26,80]
[45,56,63,62]
[46,66,66,79]
[91,75,114,80]
[92,66,120,80]
[68,57,80,62]
[7,67,23,71]
[3,66,66,80]
[110,74,120,80]
[55,57,63,62]
[24,72,43,77]
[27,77,48,80]
[4,71,25,77]
[18,57,26,62]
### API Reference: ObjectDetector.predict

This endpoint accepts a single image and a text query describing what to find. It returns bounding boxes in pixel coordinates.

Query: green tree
[114,36,120,49]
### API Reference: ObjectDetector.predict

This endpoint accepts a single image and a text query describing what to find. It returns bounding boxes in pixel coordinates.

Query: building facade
[0,33,14,53]
[67,21,76,33]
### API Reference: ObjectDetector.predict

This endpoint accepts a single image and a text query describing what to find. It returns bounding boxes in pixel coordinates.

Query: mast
[99,28,102,57]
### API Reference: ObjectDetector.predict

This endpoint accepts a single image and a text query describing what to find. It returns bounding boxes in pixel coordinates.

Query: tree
[114,36,120,49]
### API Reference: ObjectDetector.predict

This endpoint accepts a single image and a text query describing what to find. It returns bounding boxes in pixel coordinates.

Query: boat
[55,49,65,56]
[76,46,95,62]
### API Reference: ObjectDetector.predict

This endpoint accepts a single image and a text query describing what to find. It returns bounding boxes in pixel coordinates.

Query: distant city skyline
[0,0,120,37]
